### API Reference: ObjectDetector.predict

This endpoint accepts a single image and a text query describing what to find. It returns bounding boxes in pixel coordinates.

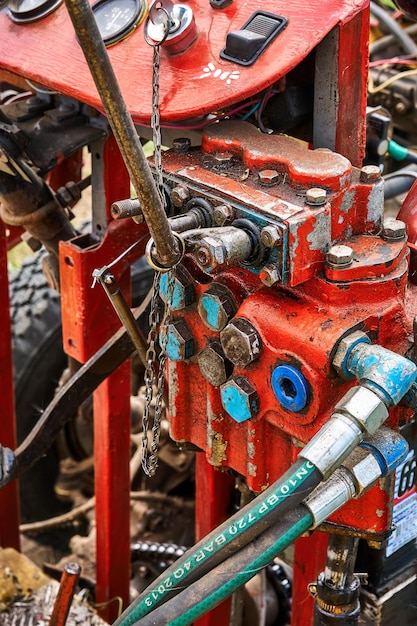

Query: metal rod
[64,0,180,268]
[92,267,148,366]
[49,562,81,626]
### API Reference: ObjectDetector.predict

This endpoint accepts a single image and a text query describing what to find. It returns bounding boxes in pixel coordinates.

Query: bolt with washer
[213,204,236,226]
[260,225,283,248]
[171,185,191,209]
[326,244,354,268]
[305,187,327,206]
[360,165,381,183]
[259,264,280,287]
[258,169,280,186]
[382,218,406,241]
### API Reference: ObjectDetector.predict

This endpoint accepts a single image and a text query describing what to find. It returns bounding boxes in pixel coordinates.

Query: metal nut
[220,376,260,422]
[213,204,235,226]
[360,165,381,183]
[260,225,282,248]
[212,152,233,167]
[195,237,226,269]
[198,341,233,387]
[164,319,194,361]
[382,218,406,241]
[259,264,280,287]
[326,244,353,268]
[172,137,191,153]
[220,318,262,368]
[332,331,370,378]
[160,266,195,310]
[305,187,327,205]
[171,185,191,209]
[343,446,382,496]
[334,386,388,435]
[198,283,237,331]
[258,169,280,186]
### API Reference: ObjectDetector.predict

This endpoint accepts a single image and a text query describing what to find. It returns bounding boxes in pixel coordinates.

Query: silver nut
[198,341,233,387]
[259,264,280,287]
[343,447,382,497]
[220,318,262,368]
[213,204,236,226]
[334,386,388,435]
[305,187,327,205]
[382,218,406,241]
[326,244,353,268]
[360,165,381,183]
[260,225,282,248]
[212,152,233,166]
[258,169,280,185]
[332,331,369,378]
[171,185,191,208]
[196,237,226,269]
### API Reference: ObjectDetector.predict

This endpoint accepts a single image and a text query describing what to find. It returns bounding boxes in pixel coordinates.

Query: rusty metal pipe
[49,562,81,626]
[64,0,180,268]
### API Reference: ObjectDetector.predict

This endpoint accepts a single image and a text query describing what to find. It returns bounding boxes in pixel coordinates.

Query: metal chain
[141,37,176,476]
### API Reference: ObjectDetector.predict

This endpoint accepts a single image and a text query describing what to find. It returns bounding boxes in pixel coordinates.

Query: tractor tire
[9,250,153,522]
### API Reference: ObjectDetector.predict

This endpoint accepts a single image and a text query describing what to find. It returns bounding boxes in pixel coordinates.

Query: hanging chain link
[141,31,176,477]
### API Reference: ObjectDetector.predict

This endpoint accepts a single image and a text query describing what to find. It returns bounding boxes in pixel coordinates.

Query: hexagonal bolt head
[172,137,191,153]
[220,318,262,368]
[198,341,233,387]
[259,264,281,287]
[326,244,354,268]
[305,187,327,206]
[160,266,195,310]
[334,385,388,435]
[212,152,233,167]
[164,319,194,361]
[258,169,280,186]
[213,204,236,226]
[195,237,226,270]
[382,218,406,241]
[171,185,191,209]
[260,225,283,248]
[332,330,370,378]
[198,283,237,331]
[360,165,381,183]
[220,376,260,422]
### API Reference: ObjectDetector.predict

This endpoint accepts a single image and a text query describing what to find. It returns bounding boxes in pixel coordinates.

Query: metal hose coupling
[299,385,388,480]
[303,427,409,527]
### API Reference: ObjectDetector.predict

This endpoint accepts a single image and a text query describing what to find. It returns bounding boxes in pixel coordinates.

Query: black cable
[384,165,417,198]
[370,2,417,56]
[370,23,417,57]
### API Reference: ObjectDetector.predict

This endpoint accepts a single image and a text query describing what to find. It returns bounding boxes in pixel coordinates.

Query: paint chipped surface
[247,461,257,476]
[210,432,228,466]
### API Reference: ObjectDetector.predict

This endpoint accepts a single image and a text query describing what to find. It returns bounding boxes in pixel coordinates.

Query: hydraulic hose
[135,428,408,626]
[115,379,408,625]
[113,458,321,626]
[370,2,417,56]
[384,166,417,199]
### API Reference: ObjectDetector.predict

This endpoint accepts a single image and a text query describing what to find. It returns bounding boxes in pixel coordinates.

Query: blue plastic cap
[271,364,309,412]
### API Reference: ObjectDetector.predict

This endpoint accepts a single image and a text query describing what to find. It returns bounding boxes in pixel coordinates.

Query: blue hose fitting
[333,331,417,406]
[359,427,409,475]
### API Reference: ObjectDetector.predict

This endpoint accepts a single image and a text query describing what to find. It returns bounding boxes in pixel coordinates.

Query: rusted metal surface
[49,562,81,626]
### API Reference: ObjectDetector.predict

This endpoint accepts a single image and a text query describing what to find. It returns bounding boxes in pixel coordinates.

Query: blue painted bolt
[271,365,309,412]
[220,376,259,422]
[162,319,194,361]
[160,266,195,311]
[198,283,237,331]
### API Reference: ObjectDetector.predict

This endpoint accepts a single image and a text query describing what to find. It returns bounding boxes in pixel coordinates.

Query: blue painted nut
[159,266,195,311]
[198,283,237,331]
[163,319,194,361]
[220,376,260,422]
[220,318,261,367]
[198,340,233,387]
[271,365,309,412]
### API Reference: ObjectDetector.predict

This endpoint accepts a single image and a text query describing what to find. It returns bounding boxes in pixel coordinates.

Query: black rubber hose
[384,165,417,198]
[114,459,322,625]
[370,2,417,56]
[370,23,417,57]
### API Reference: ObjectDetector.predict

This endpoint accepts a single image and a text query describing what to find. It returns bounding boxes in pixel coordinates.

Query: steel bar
[49,562,81,626]
[64,0,180,268]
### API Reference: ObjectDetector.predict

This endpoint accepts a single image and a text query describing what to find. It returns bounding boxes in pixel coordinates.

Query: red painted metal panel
[0,220,20,549]
[0,0,367,124]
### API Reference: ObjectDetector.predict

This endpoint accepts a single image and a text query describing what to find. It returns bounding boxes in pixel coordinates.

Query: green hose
[114,459,318,625]
[168,514,312,626]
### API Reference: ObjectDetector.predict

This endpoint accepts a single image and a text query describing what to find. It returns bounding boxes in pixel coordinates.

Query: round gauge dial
[92,0,147,47]
[8,0,62,23]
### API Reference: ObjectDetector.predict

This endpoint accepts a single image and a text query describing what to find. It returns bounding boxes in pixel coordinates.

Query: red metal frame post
[0,220,20,549]
[195,454,235,626]
[291,532,329,626]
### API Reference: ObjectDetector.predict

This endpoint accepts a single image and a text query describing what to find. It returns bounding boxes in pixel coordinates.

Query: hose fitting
[333,331,417,406]
[304,427,408,526]
[299,386,388,479]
